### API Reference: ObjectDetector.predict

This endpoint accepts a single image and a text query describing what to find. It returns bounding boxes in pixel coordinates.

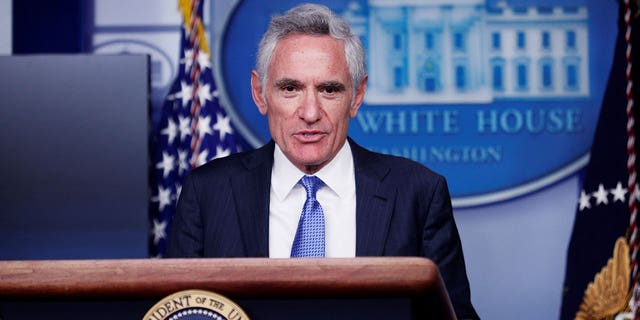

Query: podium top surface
[0,257,441,300]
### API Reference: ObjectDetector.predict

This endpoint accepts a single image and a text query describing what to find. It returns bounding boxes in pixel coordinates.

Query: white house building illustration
[342,0,590,104]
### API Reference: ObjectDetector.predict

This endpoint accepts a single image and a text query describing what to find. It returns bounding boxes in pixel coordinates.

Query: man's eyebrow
[274,78,303,88]
[317,81,346,91]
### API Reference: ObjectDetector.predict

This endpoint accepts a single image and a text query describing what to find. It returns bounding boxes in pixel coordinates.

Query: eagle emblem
[575,237,632,319]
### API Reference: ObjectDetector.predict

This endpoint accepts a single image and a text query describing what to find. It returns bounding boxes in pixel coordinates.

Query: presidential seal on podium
[144,289,250,320]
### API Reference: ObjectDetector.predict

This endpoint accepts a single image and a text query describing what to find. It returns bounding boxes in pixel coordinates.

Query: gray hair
[255,3,367,92]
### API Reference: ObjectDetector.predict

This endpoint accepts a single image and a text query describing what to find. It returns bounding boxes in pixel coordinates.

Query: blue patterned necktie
[290,175,325,257]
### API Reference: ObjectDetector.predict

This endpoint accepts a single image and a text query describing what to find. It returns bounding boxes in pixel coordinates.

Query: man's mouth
[296,130,325,141]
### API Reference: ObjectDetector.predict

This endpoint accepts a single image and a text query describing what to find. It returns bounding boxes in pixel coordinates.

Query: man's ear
[349,75,368,118]
[251,70,268,115]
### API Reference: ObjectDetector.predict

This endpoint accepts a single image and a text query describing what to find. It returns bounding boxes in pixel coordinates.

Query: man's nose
[298,92,321,123]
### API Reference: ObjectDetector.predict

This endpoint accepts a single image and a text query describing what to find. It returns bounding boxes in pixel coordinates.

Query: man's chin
[294,155,331,174]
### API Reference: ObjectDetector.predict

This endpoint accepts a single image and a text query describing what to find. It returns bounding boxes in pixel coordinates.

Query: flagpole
[624,0,640,317]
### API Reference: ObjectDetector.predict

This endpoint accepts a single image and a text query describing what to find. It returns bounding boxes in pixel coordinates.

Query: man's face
[251,34,367,174]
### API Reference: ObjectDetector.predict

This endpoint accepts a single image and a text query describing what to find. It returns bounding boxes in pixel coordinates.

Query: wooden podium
[0,257,456,319]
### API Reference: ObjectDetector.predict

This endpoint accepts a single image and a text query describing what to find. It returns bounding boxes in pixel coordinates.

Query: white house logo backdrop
[214,0,617,207]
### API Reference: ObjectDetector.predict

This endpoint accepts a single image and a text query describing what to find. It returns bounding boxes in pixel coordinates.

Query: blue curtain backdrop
[12,0,92,54]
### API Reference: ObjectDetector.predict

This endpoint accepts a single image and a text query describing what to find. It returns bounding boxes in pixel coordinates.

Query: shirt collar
[272,141,355,201]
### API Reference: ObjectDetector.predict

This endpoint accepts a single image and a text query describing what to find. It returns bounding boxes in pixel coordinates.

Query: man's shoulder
[348,138,443,180]
[190,141,274,178]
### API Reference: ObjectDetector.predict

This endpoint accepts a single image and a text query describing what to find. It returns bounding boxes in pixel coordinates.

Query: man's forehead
[266,34,350,85]
[270,35,347,59]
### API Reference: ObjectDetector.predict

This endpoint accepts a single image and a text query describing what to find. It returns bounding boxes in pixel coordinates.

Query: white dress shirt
[269,142,356,258]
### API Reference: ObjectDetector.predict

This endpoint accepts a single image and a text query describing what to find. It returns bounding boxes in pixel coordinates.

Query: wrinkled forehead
[268,35,350,84]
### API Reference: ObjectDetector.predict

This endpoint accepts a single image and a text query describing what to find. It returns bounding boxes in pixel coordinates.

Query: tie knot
[299,175,323,200]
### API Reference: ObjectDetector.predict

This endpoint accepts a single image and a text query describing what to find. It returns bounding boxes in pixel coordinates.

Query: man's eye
[283,86,296,92]
[320,83,345,95]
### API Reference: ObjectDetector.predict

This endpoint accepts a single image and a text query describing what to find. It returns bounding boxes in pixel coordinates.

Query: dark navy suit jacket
[167,138,479,319]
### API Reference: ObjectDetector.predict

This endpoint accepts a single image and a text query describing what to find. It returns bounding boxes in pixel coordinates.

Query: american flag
[149,0,247,257]
[560,1,640,318]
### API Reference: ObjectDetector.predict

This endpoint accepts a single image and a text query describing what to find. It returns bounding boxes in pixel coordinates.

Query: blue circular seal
[213,0,617,206]
[144,290,250,320]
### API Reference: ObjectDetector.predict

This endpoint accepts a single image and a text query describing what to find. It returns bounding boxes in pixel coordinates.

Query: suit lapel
[350,139,397,256]
[230,141,274,257]
[229,139,396,257]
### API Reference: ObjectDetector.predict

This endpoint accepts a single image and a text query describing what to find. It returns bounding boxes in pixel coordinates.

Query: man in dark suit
[167,3,478,319]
